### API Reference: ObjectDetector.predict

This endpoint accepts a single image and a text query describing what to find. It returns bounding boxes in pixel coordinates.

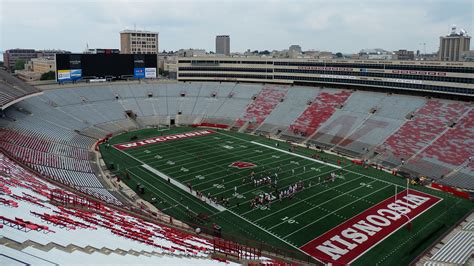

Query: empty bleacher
[257,86,320,134]
[375,100,469,167]
[421,218,474,266]
[0,81,472,193]
[0,153,244,265]
[405,109,474,179]
[0,70,42,109]
[286,89,351,140]
[235,85,288,130]
[332,94,427,156]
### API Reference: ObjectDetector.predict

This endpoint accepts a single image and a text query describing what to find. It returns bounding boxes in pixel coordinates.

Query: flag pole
[406,178,409,196]
[395,184,397,202]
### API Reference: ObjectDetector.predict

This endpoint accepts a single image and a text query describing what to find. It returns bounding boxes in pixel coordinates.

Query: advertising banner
[134,68,145,79]
[70,69,82,81]
[57,70,71,81]
[145,68,157,78]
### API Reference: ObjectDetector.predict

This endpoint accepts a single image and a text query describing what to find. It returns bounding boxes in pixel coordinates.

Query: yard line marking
[268,179,380,230]
[250,141,341,169]
[198,158,325,194]
[216,130,406,189]
[283,183,390,238]
[128,170,216,216]
[224,208,325,265]
[142,164,226,212]
[251,174,365,221]
[130,134,253,162]
[234,168,342,215]
[113,144,226,212]
[162,148,284,175]
[162,203,179,211]
[300,189,443,265]
[375,198,457,265]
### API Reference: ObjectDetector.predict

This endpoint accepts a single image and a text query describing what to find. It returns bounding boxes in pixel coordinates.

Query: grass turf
[99,127,474,265]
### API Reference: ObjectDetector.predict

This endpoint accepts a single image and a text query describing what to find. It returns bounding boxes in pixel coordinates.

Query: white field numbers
[281,216,299,224]
[213,183,225,189]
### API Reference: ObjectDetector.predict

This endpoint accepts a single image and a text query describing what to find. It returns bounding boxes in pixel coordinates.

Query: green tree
[40,71,56,80]
[14,59,26,70]
[335,52,343,58]
[158,68,169,77]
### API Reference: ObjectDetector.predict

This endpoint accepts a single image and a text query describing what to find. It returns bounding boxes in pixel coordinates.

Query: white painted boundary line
[215,130,405,189]
[113,145,227,212]
[142,164,226,212]
[283,182,387,237]
[250,141,342,169]
[225,208,326,265]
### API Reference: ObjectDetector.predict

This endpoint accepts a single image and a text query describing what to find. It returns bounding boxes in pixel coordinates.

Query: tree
[335,52,343,58]
[40,71,56,80]
[259,50,270,55]
[14,59,26,70]
[158,68,169,77]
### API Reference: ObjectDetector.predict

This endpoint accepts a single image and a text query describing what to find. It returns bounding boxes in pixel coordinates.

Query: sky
[0,0,472,54]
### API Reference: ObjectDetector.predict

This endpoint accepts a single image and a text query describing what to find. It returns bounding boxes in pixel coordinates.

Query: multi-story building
[157,54,178,79]
[438,26,471,61]
[461,50,474,62]
[359,49,393,60]
[37,49,71,59]
[177,49,206,57]
[215,35,230,56]
[289,45,302,58]
[393,50,415,60]
[17,58,56,81]
[25,58,56,73]
[177,57,474,97]
[289,45,302,54]
[3,49,37,71]
[120,30,159,54]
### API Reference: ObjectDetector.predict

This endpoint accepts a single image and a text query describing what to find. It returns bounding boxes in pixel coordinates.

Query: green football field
[100,127,473,265]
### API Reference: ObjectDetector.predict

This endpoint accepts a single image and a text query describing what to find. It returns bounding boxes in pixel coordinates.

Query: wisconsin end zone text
[113,130,216,150]
[300,189,441,265]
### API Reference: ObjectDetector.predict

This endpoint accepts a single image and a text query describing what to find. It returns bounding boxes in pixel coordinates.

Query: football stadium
[0,53,473,265]
[1,2,473,264]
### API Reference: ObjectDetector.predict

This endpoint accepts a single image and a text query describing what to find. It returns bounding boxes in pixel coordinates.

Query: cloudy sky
[0,0,472,54]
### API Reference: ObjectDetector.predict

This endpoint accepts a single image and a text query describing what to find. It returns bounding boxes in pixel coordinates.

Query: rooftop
[120,29,159,34]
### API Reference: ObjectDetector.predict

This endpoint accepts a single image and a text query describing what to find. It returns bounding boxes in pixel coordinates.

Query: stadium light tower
[419,43,426,55]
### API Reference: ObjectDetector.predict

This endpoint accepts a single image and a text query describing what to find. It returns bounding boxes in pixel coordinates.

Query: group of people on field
[278,180,304,201]
[250,192,274,209]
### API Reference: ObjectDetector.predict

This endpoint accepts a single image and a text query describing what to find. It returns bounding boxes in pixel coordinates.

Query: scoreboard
[56,53,157,82]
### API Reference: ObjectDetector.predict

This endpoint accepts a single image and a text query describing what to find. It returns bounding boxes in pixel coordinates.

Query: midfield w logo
[229,161,257,169]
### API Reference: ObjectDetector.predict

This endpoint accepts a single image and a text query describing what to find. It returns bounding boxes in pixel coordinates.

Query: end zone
[300,189,442,265]
[113,130,215,150]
